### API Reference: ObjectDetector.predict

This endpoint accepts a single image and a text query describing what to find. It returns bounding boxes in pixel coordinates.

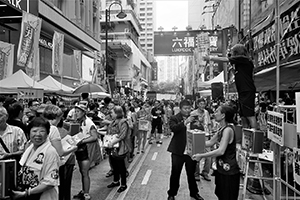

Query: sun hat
[75,101,89,112]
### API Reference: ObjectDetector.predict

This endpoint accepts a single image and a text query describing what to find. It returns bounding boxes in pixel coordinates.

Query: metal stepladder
[242,152,274,200]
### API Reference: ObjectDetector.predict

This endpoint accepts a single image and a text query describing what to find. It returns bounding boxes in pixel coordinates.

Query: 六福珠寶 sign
[267,111,284,146]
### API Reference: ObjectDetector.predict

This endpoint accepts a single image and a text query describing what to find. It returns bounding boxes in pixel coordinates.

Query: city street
[71,137,274,200]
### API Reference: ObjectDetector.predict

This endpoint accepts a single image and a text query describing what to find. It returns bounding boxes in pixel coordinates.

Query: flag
[0,41,14,80]
[73,50,82,82]
[17,11,42,81]
[52,31,64,75]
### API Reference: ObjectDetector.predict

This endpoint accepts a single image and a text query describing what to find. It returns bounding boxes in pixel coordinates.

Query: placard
[267,111,284,146]
[138,120,150,131]
[296,92,300,133]
[293,148,300,185]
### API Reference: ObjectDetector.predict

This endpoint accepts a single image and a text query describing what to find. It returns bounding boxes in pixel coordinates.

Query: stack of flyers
[103,134,119,148]
[66,132,88,146]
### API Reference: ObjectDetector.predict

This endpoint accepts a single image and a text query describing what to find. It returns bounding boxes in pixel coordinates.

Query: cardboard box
[242,129,264,154]
[138,120,150,131]
[186,130,206,156]
[0,160,16,199]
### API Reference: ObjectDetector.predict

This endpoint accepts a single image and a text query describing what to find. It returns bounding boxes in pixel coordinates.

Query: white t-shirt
[81,117,96,137]
[48,126,62,142]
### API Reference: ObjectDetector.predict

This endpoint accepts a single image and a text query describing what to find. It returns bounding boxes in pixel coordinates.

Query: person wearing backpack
[106,106,131,193]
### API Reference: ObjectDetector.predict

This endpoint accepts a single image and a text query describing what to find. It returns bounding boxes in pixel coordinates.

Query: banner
[92,51,106,85]
[73,50,82,81]
[0,41,14,80]
[293,148,300,185]
[252,1,300,72]
[17,11,42,80]
[52,31,64,75]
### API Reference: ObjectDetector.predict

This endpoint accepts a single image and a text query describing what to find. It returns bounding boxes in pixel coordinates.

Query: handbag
[0,137,22,164]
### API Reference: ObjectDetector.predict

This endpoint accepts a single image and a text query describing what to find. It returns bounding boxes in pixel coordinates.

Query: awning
[254,60,300,91]
[108,42,132,58]
[197,71,224,89]
[38,75,74,93]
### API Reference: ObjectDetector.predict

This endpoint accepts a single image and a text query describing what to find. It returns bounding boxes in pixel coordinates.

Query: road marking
[115,144,151,200]
[141,170,152,185]
[152,152,158,160]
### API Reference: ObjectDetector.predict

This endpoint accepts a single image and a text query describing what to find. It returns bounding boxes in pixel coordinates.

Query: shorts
[238,91,255,117]
[75,144,89,161]
[151,121,163,134]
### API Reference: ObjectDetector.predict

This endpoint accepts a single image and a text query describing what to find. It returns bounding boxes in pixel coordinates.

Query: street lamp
[105,1,127,94]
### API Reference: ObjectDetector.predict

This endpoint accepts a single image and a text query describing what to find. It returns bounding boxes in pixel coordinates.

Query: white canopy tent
[198,89,211,97]
[39,75,74,93]
[198,71,225,89]
[0,70,44,89]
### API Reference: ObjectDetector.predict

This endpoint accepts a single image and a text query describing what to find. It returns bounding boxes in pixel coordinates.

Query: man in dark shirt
[204,44,257,129]
[150,100,165,144]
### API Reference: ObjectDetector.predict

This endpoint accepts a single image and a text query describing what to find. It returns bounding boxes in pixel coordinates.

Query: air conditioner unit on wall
[124,28,130,33]
[80,0,84,5]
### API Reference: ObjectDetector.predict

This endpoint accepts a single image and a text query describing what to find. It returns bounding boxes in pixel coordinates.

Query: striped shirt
[0,124,27,153]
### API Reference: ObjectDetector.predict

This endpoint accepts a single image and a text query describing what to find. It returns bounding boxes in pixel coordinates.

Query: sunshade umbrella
[73,83,106,94]
[90,92,111,99]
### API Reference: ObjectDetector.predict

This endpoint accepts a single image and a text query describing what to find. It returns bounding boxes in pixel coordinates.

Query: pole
[274,0,281,199]
[105,9,111,95]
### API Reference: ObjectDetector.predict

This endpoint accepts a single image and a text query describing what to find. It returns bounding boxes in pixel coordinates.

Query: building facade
[0,0,102,88]
[100,0,152,94]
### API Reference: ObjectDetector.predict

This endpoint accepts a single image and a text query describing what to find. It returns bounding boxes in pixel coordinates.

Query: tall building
[137,0,156,54]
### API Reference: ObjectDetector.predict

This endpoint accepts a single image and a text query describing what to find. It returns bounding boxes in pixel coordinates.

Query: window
[147,38,152,41]
[147,23,152,26]
[147,44,152,47]
[147,28,152,31]
[147,13,152,16]
[147,7,152,11]
[140,8,145,11]
[147,1,152,5]
[141,44,145,47]
[140,13,145,16]
[147,33,152,36]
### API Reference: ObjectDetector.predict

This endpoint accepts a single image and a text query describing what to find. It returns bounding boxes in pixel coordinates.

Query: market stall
[39,75,74,93]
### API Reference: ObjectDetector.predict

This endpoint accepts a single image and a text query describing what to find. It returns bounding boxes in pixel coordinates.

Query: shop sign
[151,62,157,81]
[252,1,300,71]
[154,30,222,56]
[3,0,28,11]
[267,111,284,146]
[293,148,300,185]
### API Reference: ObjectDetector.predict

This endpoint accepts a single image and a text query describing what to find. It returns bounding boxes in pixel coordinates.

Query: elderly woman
[12,117,60,200]
[192,105,240,200]
[73,101,98,200]
[106,106,130,193]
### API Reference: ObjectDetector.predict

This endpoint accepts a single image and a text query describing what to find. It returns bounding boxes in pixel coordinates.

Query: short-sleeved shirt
[151,107,165,122]
[48,126,62,142]
[18,141,59,200]
[0,124,27,155]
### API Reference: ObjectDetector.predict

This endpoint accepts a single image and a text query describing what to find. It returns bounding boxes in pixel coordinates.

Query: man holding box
[167,99,204,200]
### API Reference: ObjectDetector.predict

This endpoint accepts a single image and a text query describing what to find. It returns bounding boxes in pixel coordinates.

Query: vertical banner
[73,50,82,82]
[293,148,300,185]
[52,31,64,75]
[0,41,14,80]
[296,92,300,133]
[93,51,106,85]
[17,11,42,80]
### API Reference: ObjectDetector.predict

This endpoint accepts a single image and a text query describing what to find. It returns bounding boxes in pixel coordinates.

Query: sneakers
[83,193,91,200]
[107,181,120,188]
[106,170,113,178]
[73,190,84,199]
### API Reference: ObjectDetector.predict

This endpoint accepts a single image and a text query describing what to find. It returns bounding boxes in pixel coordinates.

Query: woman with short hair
[12,117,60,200]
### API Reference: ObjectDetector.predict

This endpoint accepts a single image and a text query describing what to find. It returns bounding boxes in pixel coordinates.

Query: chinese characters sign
[151,62,157,81]
[252,1,300,71]
[52,31,64,76]
[154,30,222,56]
[0,41,14,80]
[293,148,300,185]
[267,111,284,146]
